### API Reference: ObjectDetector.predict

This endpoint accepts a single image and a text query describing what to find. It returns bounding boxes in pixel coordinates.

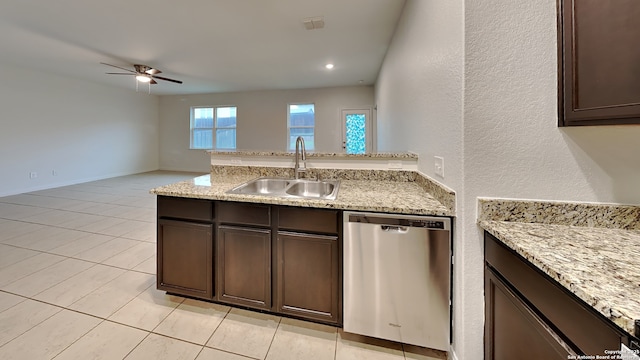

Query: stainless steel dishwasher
[343,211,451,350]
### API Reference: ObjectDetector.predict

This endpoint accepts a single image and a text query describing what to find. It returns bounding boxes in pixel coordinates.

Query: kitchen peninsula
[150,151,455,328]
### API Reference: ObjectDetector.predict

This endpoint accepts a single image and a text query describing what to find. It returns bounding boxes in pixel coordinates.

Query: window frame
[287,102,315,151]
[189,105,237,150]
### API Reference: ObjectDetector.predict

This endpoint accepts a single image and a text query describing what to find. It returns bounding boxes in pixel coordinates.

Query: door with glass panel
[342,109,372,154]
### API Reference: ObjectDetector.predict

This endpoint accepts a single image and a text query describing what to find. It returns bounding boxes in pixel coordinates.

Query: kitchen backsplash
[478,198,640,230]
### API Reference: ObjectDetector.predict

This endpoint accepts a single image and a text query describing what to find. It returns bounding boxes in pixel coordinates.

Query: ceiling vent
[303,16,325,30]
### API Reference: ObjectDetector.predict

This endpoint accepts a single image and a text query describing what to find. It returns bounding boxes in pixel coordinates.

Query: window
[190,106,237,149]
[288,103,315,151]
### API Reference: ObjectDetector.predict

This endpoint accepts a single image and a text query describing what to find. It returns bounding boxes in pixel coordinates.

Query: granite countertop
[207,150,418,159]
[478,199,640,337]
[150,173,452,216]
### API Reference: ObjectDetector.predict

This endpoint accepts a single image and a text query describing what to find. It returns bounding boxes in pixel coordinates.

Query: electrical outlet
[388,160,402,169]
[29,172,38,179]
[434,156,444,178]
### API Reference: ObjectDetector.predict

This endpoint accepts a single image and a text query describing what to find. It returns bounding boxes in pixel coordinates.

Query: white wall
[0,62,160,197]
[159,86,374,172]
[375,0,466,357]
[377,0,640,359]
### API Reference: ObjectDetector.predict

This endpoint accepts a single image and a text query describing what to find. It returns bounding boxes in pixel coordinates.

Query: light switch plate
[434,156,444,178]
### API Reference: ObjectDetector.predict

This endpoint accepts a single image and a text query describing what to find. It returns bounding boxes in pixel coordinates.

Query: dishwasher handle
[380,225,408,233]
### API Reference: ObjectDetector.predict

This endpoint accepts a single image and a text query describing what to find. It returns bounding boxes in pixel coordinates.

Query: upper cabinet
[558,0,640,126]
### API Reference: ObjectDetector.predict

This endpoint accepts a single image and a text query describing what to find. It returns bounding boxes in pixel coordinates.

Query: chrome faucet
[294,136,307,179]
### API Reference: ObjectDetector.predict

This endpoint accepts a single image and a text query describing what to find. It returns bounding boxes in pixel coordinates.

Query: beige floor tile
[58,212,105,230]
[0,309,101,360]
[132,255,157,274]
[196,347,254,360]
[108,285,184,330]
[403,344,448,360]
[0,244,39,269]
[206,308,280,359]
[76,216,128,234]
[121,221,156,241]
[0,291,24,313]
[99,219,150,237]
[48,232,115,257]
[0,299,62,346]
[336,330,405,360]
[125,333,202,360]
[0,204,52,222]
[14,227,88,252]
[102,241,155,269]
[74,237,140,263]
[54,320,148,360]
[266,317,337,360]
[69,271,155,318]
[3,258,94,297]
[0,220,44,242]
[20,209,76,226]
[33,264,125,307]
[0,252,66,287]
[154,299,230,345]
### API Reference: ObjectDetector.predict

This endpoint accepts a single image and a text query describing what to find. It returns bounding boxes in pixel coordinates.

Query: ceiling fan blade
[152,75,183,84]
[101,62,135,73]
[105,72,136,75]
[150,79,158,85]
[133,64,162,75]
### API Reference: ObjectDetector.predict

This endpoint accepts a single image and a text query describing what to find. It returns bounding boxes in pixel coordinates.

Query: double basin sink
[227,177,340,200]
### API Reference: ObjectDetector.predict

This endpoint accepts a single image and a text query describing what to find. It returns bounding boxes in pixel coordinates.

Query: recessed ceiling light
[325,64,334,70]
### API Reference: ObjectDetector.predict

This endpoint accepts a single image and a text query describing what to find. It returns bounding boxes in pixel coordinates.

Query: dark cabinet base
[157,219,213,300]
[157,196,343,326]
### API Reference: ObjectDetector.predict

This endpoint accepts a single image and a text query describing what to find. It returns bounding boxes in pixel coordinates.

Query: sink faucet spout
[294,136,307,179]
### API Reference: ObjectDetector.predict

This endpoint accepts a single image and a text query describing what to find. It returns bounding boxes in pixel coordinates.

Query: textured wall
[376,0,640,359]
[375,0,466,357]
[0,62,160,196]
[159,86,374,172]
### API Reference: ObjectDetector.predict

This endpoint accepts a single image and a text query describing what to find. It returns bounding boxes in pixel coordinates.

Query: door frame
[340,108,374,153]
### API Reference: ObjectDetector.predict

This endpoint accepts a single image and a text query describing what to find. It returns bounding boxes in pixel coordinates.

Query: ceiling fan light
[136,75,152,83]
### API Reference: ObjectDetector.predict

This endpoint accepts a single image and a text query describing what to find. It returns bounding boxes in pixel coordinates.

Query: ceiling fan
[101,62,183,84]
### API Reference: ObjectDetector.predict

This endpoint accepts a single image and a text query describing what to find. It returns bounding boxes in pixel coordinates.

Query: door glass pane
[345,114,366,154]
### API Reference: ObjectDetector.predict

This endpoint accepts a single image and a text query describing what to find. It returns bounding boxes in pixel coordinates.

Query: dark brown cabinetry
[276,207,341,324]
[217,226,272,310]
[485,232,628,358]
[156,196,342,325]
[558,0,640,126]
[157,197,214,300]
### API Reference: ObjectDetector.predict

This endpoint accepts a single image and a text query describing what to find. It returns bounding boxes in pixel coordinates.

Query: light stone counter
[479,198,640,337]
[150,172,453,217]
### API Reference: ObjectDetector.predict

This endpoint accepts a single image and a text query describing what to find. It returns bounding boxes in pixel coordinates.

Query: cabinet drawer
[278,206,339,234]
[217,202,270,227]
[485,232,623,355]
[157,196,213,222]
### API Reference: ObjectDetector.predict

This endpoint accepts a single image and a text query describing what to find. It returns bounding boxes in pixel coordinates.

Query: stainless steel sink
[227,177,340,200]
[227,178,291,195]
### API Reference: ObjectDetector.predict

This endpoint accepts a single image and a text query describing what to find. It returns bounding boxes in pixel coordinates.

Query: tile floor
[0,171,447,360]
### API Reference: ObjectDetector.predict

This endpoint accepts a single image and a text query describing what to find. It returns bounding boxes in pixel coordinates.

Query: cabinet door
[157,219,213,300]
[485,268,576,360]
[217,226,272,310]
[558,0,640,126]
[277,231,340,325]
